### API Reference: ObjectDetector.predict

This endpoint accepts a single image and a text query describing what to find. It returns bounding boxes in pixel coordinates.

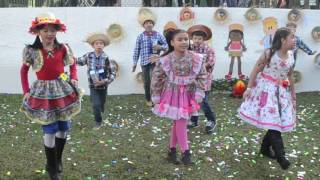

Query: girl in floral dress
[151,29,206,165]
[238,28,296,170]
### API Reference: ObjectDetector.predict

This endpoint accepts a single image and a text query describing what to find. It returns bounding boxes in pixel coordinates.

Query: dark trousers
[191,91,216,123]
[143,0,152,6]
[141,63,155,101]
[178,0,191,6]
[90,88,107,123]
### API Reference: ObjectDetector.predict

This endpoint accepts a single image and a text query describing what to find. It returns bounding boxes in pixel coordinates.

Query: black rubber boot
[55,137,66,174]
[167,148,180,165]
[260,131,276,159]
[44,146,60,180]
[270,131,290,170]
[181,150,194,165]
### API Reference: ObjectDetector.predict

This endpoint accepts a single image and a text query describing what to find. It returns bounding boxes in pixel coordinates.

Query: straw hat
[214,8,229,22]
[106,23,124,42]
[288,9,302,22]
[229,23,244,33]
[164,21,177,32]
[136,72,144,84]
[314,53,320,69]
[244,8,261,22]
[293,70,302,84]
[187,25,212,41]
[29,12,66,34]
[110,59,120,78]
[311,26,320,42]
[86,33,110,46]
[138,8,157,26]
[179,6,195,22]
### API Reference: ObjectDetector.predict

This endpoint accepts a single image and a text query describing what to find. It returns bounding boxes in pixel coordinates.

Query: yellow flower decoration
[59,73,68,81]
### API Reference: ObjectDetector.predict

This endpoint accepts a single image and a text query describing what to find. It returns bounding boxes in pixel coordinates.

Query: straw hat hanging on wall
[244,8,261,22]
[287,9,302,22]
[314,53,320,69]
[311,26,320,42]
[214,8,229,23]
[106,23,124,42]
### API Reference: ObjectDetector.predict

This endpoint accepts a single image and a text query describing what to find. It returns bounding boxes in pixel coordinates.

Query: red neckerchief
[144,31,155,37]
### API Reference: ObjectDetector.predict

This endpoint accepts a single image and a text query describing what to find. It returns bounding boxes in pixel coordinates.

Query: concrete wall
[0,7,319,95]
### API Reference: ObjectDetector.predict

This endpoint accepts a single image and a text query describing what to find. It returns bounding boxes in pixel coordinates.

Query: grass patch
[0,92,319,179]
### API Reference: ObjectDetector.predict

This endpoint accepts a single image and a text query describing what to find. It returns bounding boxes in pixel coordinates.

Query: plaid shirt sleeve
[296,36,313,55]
[105,59,117,84]
[157,33,168,52]
[133,34,142,65]
[77,53,89,66]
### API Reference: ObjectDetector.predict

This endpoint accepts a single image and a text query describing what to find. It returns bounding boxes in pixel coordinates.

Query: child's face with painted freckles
[143,20,154,32]
[282,32,296,50]
[92,40,105,53]
[230,31,243,41]
[171,32,189,53]
[287,25,297,34]
[192,35,204,46]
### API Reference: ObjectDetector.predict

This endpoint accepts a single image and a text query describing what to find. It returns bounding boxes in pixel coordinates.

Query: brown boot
[167,148,180,164]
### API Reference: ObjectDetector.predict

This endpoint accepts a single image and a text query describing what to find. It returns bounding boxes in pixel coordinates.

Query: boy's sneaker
[93,122,102,130]
[205,121,216,134]
[187,121,199,129]
[146,101,153,107]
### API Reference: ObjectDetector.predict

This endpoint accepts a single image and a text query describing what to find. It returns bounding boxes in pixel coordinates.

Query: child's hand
[309,51,317,55]
[71,79,78,87]
[224,47,228,51]
[23,93,30,101]
[242,88,251,99]
[132,65,137,72]
[94,80,105,87]
[149,54,160,64]
[153,45,162,51]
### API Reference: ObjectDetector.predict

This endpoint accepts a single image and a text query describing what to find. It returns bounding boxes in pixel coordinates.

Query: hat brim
[187,25,212,41]
[29,22,66,34]
[86,33,110,46]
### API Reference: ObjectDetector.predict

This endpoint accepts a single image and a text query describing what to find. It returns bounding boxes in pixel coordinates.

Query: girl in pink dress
[238,28,296,170]
[151,29,206,165]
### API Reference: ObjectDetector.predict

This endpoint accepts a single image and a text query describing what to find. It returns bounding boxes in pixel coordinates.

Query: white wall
[0,7,319,95]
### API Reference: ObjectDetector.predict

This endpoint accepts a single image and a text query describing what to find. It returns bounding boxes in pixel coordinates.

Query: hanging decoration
[314,53,320,69]
[260,17,278,50]
[287,9,302,22]
[311,26,320,42]
[110,60,120,79]
[179,6,195,25]
[107,23,124,42]
[214,8,229,23]
[293,70,302,84]
[244,8,261,22]
[136,72,144,84]
[232,80,247,98]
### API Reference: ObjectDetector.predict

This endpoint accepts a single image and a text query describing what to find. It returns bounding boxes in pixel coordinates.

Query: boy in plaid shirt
[77,33,116,129]
[133,10,168,107]
[286,22,317,68]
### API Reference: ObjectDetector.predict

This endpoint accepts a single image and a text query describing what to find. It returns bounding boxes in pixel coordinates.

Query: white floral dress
[238,51,296,132]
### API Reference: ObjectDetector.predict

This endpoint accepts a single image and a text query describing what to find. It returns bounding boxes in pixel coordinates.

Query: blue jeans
[42,121,71,134]
[191,91,216,123]
[90,88,107,123]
